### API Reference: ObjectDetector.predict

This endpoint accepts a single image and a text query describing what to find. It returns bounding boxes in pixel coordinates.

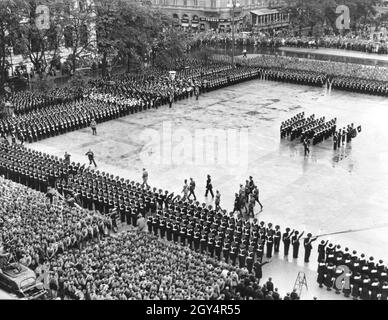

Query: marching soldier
[318,240,329,262]
[229,241,238,266]
[238,244,247,269]
[303,233,317,263]
[266,232,274,258]
[291,231,304,259]
[193,227,200,252]
[274,225,281,253]
[207,232,215,257]
[214,235,222,260]
[165,218,173,242]
[246,246,255,273]
[200,230,207,254]
[317,262,327,288]
[222,240,230,263]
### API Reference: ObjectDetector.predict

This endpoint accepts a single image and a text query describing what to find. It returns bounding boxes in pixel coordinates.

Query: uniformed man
[303,233,317,263]
[85,149,97,167]
[274,225,281,253]
[291,230,304,259]
[282,228,294,256]
[317,262,327,288]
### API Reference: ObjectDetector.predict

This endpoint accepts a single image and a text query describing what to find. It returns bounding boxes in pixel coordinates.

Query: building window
[211,0,216,8]
[193,0,198,6]
[183,0,187,6]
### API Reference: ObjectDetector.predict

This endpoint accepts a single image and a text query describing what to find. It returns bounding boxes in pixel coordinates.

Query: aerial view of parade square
[1,0,388,304]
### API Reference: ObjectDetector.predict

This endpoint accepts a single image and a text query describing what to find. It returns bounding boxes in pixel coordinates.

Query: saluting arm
[260,260,271,267]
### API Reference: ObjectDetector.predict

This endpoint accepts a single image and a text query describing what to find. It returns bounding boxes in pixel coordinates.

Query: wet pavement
[29,79,388,299]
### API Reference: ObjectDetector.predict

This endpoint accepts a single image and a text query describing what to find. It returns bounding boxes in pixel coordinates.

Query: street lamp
[227,0,241,68]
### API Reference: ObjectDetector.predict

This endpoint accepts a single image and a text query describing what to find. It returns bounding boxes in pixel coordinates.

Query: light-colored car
[0,263,46,300]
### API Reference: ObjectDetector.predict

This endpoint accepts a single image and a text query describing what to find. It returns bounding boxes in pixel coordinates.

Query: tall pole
[231,1,235,68]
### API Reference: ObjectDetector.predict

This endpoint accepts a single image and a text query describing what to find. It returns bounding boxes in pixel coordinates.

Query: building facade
[151,0,289,32]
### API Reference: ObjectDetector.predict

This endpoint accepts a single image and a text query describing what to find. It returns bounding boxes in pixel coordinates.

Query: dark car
[0,263,46,300]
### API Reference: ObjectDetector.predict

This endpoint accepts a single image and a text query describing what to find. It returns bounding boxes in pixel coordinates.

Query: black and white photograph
[0,0,388,308]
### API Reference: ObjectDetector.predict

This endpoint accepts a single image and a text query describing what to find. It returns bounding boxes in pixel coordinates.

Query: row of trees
[283,0,381,36]
[0,0,186,95]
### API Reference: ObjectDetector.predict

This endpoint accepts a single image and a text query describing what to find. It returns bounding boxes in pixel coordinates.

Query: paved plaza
[29,79,388,299]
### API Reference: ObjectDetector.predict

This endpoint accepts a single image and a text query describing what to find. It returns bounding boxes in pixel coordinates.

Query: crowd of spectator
[191,31,388,55]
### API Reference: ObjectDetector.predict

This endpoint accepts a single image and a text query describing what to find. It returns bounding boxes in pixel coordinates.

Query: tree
[283,0,378,35]
[101,1,186,72]
[59,0,97,73]
[94,0,123,77]
[14,0,65,78]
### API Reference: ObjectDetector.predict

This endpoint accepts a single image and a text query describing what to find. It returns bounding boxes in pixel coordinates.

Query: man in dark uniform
[168,91,174,108]
[180,222,187,246]
[172,220,180,243]
[291,230,304,259]
[246,246,255,274]
[274,225,281,253]
[303,233,318,263]
[152,213,159,237]
[229,242,238,266]
[205,174,214,198]
[222,240,230,263]
[238,244,247,269]
[253,260,270,283]
[214,235,222,260]
[266,232,274,258]
[303,138,310,157]
[317,262,327,288]
[159,215,166,239]
[318,240,329,262]
[109,208,118,233]
[207,232,215,257]
[200,230,207,254]
[166,218,173,242]
[282,228,294,256]
[147,214,153,233]
[188,177,196,201]
[186,225,193,248]
[85,149,97,167]
[193,227,200,252]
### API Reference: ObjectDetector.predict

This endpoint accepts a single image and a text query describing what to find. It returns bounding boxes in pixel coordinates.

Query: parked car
[0,263,46,300]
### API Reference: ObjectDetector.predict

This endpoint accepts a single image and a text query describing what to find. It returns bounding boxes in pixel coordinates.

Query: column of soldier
[333,123,361,150]
[316,241,388,300]
[280,112,337,146]
[1,63,261,144]
[249,55,388,96]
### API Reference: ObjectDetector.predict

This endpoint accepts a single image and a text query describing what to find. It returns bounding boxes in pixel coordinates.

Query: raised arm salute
[303,233,318,263]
